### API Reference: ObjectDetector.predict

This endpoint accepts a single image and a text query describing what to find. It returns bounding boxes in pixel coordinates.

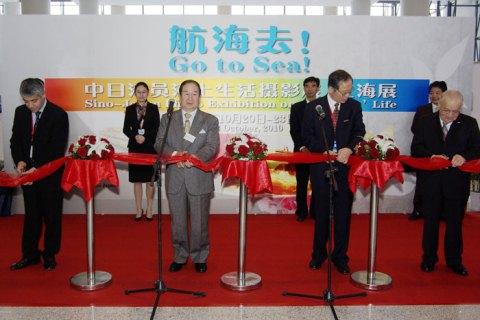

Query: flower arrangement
[225,133,268,160]
[68,135,115,160]
[355,135,400,161]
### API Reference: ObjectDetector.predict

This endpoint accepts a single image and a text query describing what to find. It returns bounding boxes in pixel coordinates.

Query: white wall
[0,15,475,214]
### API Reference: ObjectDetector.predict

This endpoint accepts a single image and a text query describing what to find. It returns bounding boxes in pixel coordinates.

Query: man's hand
[451,154,466,167]
[299,146,309,153]
[337,148,353,164]
[135,135,145,144]
[431,154,449,160]
[21,167,36,186]
[16,161,26,174]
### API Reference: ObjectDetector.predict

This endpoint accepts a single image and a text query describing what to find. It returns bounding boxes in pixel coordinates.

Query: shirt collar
[327,94,340,111]
[182,108,198,121]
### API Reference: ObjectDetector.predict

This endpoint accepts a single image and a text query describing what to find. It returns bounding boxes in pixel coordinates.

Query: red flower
[367,140,377,149]
[385,148,400,160]
[238,145,249,156]
[225,144,234,155]
[76,146,88,158]
[78,138,86,147]
[68,144,74,153]
[370,148,380,159]
[88,135,96,144]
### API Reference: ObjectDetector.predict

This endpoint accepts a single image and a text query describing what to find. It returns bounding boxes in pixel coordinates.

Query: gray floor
[1,305,479,320]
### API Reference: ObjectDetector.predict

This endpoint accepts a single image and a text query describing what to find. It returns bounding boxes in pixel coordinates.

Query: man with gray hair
[10,78,69,271]
[411,90,480,276]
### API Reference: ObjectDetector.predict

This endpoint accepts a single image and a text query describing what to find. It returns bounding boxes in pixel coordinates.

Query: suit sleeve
[411,110,420,134]
[411,118,433,157]
[348,103,366,151]
[301,103,325,152]
[45,110,69,161]
[461,118,480,161]
[123,107,136,139]
[194,116,220,162]
[144,105,160,146]
[10,108,27,166]
[289,104,302,149]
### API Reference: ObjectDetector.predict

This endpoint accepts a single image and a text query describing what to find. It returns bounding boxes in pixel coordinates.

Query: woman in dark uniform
[123,82,160,221]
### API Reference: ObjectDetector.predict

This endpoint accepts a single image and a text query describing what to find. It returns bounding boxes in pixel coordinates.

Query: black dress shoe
[168,261,186,272]
[448,264,468,276]
[194,263,207,273]
[43,256,57,271]
[408,211,423,221]
[309,259,323,269]
[296,215,306,222]
[10,257,40,271]
[420,261,435,272]
[334,262,350,275]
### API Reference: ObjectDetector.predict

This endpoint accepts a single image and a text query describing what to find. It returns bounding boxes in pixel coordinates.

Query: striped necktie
[442,122,449,141]
[184,112,192,134]
[331,103,339,133]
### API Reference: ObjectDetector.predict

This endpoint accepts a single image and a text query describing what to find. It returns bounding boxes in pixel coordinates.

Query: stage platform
[1,213,479,320]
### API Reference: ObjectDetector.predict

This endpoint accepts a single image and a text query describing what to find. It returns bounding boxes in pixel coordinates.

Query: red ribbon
[220,158,273,195]
[266,151,333,163]
[61,158,119,201]
[348,156,404,192]
[0,157,67,187]
[4,152,480,200]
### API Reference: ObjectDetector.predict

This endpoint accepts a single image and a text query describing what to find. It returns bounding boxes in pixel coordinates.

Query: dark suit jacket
[302,95,365,153]
[290,99,308,151]
[411,112,480,198]
[10,100,69,172]
[411,103,434,134]
[123,102,160,153]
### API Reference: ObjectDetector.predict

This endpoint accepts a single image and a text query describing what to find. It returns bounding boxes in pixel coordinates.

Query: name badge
[183,133,196,143]
[138,129,145,135]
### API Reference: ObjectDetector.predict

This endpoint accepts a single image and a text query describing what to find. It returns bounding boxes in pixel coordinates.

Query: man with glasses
[411,90,480,276]
[9,78,69,271]
[302,70,365,275]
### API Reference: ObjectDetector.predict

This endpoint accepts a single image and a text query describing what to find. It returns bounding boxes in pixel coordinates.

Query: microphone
[167,99,175,117]
[315,105,326,120]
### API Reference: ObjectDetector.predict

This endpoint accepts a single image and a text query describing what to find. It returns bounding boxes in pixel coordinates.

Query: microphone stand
[283,110,366,320]
[125,102,205,320]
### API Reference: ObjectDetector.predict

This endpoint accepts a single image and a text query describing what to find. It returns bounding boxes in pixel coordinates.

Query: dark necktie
[331,103,339,133]
[32,111,41,136]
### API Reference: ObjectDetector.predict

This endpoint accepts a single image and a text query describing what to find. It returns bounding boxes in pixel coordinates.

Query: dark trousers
[310,163,353,264]
[295,163,315,219]
[21,172,63,260]
[412,177,423,214]
[422,189,466,267]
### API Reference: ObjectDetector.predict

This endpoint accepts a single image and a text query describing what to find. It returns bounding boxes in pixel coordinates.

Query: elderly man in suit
[289,76,319,222]
[302,70,365,275]
[155,79,219,273]
[411,90,480,276]
[409,81,448,220]
[10,78,69,271]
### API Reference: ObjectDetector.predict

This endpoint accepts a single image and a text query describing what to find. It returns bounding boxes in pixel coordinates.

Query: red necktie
[331,103,339,133]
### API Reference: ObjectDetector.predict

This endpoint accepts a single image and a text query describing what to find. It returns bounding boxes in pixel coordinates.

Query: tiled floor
[1,305,479,320]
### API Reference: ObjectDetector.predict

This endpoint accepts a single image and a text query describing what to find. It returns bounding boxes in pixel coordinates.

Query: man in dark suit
[10,78,69,271]
[289,76,319,222]
[155,79,219,273]
[409,81,448,220]
[302,70,365,274]
[411,90,480,276]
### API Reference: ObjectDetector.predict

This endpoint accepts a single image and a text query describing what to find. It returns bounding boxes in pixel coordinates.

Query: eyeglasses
[335,89,351,97]
[440,109,460,115]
